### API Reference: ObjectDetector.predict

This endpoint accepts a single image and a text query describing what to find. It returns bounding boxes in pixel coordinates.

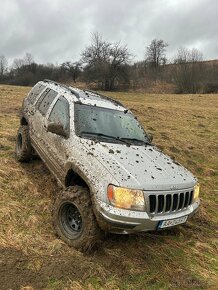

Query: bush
[203,82,218,93]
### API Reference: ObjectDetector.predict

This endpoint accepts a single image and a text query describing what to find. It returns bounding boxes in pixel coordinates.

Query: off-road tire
[15,125,33,162]
[52,186,102,252]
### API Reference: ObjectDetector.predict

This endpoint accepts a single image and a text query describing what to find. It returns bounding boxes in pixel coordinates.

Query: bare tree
[145,39,168,68]
[24,53,34,65]
[61,61,81,82]
[0,55,8,77]
[173,47,204,93]
[81,33,111,89]
[145,39,168,81]
[81,33,131,90]
[12,53,34,71]
[12,58,25,71]
[174,47,203,64]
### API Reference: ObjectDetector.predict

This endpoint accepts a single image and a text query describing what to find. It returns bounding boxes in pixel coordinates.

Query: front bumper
[95,198,200,233]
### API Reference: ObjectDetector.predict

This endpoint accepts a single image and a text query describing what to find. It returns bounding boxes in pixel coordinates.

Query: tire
[15,125,33,162]
[52,186,102,252]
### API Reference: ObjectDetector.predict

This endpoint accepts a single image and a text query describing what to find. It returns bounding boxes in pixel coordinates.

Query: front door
[43,95,71,183]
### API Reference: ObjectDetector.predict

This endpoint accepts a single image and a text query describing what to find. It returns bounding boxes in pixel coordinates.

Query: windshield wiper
[79,131,131,145]
[119,137,151,145]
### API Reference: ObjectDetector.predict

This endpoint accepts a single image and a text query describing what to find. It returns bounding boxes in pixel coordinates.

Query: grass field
[0,85,217,290]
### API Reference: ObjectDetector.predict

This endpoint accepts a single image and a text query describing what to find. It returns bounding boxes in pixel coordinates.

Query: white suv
[15,79,200,251]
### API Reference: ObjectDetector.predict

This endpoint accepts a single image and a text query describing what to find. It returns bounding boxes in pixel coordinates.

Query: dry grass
[0,85,217,290]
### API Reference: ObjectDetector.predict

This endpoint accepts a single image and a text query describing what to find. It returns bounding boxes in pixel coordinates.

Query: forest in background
[1,33,218,93]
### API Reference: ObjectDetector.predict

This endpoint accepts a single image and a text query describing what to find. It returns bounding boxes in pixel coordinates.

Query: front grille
[149,190,193,214]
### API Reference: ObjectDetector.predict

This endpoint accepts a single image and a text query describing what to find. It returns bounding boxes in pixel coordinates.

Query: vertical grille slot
[158,195,164,213]
[184,192,190,208]
[172,194,179,211]
[188,191,193,205]
[149,195,156,213]
[178,192,184,209]
[165,194,171,212]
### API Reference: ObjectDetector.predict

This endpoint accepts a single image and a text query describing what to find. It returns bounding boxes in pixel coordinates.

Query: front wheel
[52,186,102,252]
[15,125,33,162]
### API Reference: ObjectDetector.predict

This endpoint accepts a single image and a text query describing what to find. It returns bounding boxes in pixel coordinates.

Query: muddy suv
[15,80,200,251]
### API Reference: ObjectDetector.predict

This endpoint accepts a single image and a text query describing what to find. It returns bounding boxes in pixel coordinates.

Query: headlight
[107,185,145,211]
[193,183,200,201]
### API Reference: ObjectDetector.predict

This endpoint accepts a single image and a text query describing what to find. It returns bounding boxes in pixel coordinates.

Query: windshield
[74,103,149,144]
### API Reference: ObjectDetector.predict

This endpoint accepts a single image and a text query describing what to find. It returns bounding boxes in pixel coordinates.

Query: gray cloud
[0,0,217,65]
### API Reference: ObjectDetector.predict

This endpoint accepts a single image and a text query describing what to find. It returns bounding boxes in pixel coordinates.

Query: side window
[48,96,70,131]
[36,88,50,110]
[28,83,45,104]
[36,89,58,116]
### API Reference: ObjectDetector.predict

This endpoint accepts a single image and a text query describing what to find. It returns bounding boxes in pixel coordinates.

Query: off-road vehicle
[15,80,200,251]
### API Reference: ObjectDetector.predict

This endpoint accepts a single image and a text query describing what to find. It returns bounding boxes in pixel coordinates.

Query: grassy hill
[0,85,217,289]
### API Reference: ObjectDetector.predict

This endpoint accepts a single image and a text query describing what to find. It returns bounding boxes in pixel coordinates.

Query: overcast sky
[0,0,217,65]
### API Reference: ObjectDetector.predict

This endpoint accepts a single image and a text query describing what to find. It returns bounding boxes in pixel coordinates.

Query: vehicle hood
[81,139,197,191]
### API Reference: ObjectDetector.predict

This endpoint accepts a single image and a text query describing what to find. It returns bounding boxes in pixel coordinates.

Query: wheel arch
[64,162,106,233]
[65,168,89,189]
[64,162,95,193]
[20,116,28,126]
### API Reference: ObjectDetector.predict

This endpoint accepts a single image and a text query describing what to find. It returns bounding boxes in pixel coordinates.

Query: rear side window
[36,89,58,116]
[28,83,45,104]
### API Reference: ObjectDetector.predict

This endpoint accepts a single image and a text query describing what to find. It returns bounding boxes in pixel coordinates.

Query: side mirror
[147,133,153,143]
[47,123,68,138]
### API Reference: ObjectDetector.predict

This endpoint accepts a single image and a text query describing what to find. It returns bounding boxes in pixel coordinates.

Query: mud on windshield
[74,103,150,145]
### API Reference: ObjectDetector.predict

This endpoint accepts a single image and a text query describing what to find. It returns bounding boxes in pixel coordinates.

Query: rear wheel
[52,186,102,252]
[15,125,33,162]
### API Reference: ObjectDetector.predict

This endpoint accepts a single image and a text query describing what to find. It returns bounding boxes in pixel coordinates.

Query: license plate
[158,215,188,229]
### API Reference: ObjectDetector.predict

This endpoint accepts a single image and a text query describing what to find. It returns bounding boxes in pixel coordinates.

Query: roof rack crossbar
[69,88,81,99]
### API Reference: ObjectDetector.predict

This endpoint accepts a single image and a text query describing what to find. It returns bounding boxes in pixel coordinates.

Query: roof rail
[84,89,123,107]
[43,79,80,100]
[43,79,70,91]
[43,80,123,106]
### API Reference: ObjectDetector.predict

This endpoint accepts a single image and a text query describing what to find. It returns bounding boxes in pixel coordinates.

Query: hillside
[0,85,217,289]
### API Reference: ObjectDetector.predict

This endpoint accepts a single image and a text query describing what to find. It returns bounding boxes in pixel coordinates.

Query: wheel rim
[17,133,22,152]
[60,202,83,238]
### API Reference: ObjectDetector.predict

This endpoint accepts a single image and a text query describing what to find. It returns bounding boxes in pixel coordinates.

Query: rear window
[28,83,45,104]
[36,89,58,116]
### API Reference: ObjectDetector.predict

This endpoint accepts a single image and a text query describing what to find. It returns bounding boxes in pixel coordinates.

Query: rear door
[30,88,58,163]
[23,83,46,130]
